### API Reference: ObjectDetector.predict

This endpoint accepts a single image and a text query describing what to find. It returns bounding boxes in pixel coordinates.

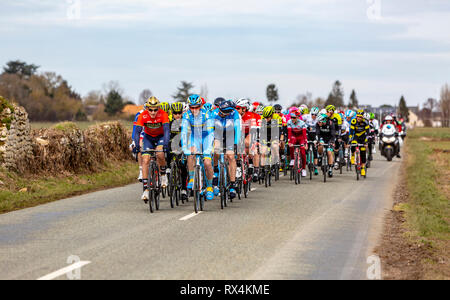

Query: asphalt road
[0,153,400,280]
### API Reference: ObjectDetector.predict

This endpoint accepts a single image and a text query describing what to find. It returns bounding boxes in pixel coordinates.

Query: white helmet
[234,98,251,110]
[319,109,327,115]
[385,115,393,121]
[364,112,370,120]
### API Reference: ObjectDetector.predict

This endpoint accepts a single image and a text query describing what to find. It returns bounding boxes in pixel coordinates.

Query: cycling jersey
[207,108,242,148]
[340,120,350,136]
[315,119,336,144]
[241,111,261,136]
[287,119,307,144]
[136,109,170,137]
[349,118,370,142]
[260,114,283,143]
[329,113,342,132]
[181,108,212,156]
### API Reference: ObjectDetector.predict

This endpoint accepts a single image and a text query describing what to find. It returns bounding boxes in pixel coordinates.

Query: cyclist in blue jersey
[181,95,215,201]
[207,100,242,199]
[131,106,146,181]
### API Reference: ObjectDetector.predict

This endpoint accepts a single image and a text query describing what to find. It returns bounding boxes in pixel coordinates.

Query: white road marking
[179,211,203,221]
[37,261,91,280]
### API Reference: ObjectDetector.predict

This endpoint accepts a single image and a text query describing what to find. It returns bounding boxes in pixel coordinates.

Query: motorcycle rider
[380,115,401,158]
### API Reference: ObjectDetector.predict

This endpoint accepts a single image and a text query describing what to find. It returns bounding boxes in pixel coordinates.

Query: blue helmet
[345,109,355,118]
[203,103,213,111]
[219,100,235,114]
[187,94,202,106]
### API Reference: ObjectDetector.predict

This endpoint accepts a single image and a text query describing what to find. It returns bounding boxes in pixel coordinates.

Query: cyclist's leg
[271,140,280,165]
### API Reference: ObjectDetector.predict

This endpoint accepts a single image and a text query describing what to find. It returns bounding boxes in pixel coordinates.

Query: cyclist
[255,104,265,116]
[208,100,242,200]
[259,106,283,180]
[131,104,147,182]
[160,102,171,121]
[235,98,262,182]
[287,110,307,177]
[325,105,342,169]
[349,110,370,176]
[203,102,213,112]
[134,96,170,202]
[336,111,350,168]
[181,95,215,201]
[168,102,189,201]
[299,105,309,118]
[315,113,336,177]
[213,97,225,110]
[302,106,319,175]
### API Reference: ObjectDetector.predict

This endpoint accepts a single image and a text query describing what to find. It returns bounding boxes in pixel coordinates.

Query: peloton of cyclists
[131,96,403,206]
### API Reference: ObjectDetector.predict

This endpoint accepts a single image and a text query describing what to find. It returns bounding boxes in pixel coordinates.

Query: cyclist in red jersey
[134,96,170,202]
[235,98,262,182]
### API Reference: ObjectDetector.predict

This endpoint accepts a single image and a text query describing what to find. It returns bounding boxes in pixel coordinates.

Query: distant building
[122,104,144,116]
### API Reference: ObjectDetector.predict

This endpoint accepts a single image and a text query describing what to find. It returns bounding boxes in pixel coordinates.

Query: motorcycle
[379,125,399,161]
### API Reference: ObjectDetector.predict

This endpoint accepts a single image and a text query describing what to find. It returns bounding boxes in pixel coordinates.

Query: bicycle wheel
[169,162,176,208]
[220,162,226,209]
[339,150,343,174]
[193,166,200,213]
[294,153,298,185]
[323,155,327,183]
[356,152,360,181]
[298,153,302,185]
[269,166,272,187]
[149,189,154,213]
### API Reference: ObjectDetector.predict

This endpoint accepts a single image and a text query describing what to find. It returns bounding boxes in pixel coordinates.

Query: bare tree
[139,89,152,105]
[102,80,123,96]
[440,84,450,127]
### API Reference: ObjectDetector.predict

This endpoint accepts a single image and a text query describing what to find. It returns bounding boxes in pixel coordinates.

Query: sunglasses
[148,108,158,112]
[173,112,182,115]
[190,106,201,110]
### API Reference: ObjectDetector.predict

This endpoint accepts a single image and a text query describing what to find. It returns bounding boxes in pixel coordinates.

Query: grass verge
[378,128,449,279]
[0,161,138,214]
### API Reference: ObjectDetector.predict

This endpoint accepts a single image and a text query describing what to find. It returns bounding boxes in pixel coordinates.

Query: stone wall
[0,96,33,173]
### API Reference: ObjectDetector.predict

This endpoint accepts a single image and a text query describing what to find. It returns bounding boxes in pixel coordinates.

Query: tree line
[1,60,448,126]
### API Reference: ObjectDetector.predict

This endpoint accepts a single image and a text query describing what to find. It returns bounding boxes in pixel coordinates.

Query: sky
[1,0,450,108]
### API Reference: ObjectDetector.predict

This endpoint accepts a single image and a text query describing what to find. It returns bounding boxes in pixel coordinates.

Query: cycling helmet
[262,106,275,118]
[235,98,251,110]
[356,109,364,117]
[310,107,320,115]
[290,112,298,118]
[214,97,225,107]
[289,106,299,113]
[187,94,202,106]
[325,104,336,112]
[317,114,328,123]
[273,104,283,112]
[160,102,170,113]
[363,112,370,120]
[146,96,160,108]
[203,103,213,111]
[345,110,354,118]
[385,115,393,121]
[300,107,309,115]
[171,102,184,113]
[255,104,265,115]
[319,108,327,115]
[370,112,375,120]
[219,100,235,114]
